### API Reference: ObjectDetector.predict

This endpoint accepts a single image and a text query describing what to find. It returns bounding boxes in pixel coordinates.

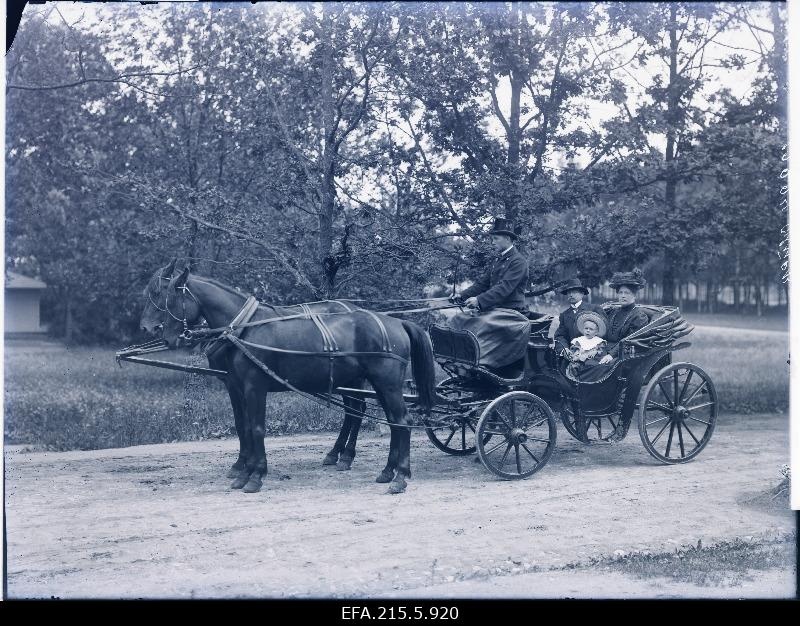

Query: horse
[139,259,436,494]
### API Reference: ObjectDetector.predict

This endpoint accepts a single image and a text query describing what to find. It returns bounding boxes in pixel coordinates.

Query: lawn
[3,341,348,451]
[3,321,789,451]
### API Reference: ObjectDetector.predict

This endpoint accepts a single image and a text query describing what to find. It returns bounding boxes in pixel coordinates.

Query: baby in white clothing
[567,312,612,377]
[570,319,606,362]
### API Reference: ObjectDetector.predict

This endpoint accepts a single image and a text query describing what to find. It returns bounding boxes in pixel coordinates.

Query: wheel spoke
[650,419,672,445]
[687,416,711,426]
[673,371,680,412]
[443,428,456,447]
[657,381,674,407]
[509,400,516,427]
[665,422,676,457]
[678,369,694,404]
[484,438,508,456]
[467,420,476,433]
[515,444,522,473]
[520,443,540,463]
[645,415,669,426]
[608,416,618,430]
[519,400,541,427]
[529,437,552,444]
[461,423,466,450]
[685,401,715,412]
[677,422,686,457]
[482,429,510,436]
[683,380,708,405]
[499,443,513,466]
[682,421,701,445]
[492,409,512,429]
[646,401,673,414]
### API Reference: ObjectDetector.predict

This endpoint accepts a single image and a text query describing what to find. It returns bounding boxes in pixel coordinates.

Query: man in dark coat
[552,278,605,357]
[448,218,530,370]
[459,219,529,313]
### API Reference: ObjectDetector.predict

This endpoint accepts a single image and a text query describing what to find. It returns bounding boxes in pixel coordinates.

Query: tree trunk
[707,281,715,314]
[661,5,679,306]
[318,5,336,298]
[64,299,74,342]
[755,279,763,317]
[504,3,523,225]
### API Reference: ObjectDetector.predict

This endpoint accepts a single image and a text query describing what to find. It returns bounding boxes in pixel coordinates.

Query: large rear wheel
[638,363,717,463]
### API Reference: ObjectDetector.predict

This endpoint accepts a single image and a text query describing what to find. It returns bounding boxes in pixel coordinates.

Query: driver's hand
[599,355,613,365]
[464,297,479,309]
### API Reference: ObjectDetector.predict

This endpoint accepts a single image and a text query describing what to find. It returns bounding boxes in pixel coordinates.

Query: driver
[448,218,530,373]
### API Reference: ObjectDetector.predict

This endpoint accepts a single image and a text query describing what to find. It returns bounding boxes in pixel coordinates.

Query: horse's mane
[191,275,249,300]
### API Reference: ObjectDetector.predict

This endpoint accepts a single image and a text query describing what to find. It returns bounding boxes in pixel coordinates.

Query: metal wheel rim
[476,391,557,480]
[638,362,717,464]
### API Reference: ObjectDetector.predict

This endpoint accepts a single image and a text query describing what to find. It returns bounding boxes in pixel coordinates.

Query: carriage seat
[429,325,526,385]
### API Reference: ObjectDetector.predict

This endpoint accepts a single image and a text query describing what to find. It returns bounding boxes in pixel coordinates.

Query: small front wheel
[476,391,557,479]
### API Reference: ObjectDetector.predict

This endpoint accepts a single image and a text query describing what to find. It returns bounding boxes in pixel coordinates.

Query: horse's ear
[170,266,190,290]
[164,257,177,276]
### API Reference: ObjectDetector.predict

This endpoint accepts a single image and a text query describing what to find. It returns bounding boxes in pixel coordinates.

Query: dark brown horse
[139,259,436,494]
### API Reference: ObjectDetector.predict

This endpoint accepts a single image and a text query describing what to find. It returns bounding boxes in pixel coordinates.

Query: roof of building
[5,271,47,290]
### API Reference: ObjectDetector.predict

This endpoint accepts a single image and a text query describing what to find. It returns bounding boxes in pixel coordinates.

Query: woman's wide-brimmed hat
[609,268,647,291]
[487,217,518,240]
[576,310,607,338]
[557,278,590,295]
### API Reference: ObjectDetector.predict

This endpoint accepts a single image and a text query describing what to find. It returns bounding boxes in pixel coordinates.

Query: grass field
[3,319,789,451]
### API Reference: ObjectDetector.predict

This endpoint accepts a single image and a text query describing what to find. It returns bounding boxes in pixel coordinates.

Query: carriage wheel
[558,397,626,444]
[638,363,717,464]
[424,377,486,456]
[476,391,557,480]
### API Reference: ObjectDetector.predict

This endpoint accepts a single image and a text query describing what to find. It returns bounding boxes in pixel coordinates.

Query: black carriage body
[429,304,699,446]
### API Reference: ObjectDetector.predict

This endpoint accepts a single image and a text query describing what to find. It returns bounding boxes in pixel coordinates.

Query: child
[567,311,612,378]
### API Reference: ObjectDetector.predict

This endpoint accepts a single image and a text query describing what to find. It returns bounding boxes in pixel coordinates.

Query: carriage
[415,303,718,479]
[123,261,718,491]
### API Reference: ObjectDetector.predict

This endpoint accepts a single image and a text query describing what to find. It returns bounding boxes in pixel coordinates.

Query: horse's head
[140,258,203,347]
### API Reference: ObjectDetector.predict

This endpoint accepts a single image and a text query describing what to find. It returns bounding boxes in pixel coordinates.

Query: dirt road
[4,414,795,599]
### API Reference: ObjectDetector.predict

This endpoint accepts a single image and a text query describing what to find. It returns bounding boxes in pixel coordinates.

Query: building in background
[4,272,47,335]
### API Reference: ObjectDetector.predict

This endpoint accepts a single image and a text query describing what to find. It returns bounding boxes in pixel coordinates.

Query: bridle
[146,269,201,338]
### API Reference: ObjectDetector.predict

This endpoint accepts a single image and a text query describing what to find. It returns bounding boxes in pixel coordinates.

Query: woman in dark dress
[568,269,650,382]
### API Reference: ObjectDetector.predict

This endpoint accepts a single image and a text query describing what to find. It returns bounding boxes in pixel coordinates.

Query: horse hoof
[243,478,262,493]
[322,453,338,466]
[375,469,394,484]
[227,465,245,479]
[387,478,407,495]
[336,459,352,471]
[230,474,248,489]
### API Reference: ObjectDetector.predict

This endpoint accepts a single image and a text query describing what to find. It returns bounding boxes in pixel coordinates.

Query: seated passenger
[566,312,611,379]
[553,278,605,357]
[597,269,650,365]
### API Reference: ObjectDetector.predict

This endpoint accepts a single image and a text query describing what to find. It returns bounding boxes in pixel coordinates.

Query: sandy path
[4,413,794,599]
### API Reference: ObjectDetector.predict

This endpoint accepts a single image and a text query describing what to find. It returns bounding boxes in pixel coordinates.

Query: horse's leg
[323,403,353,467]
[384,391,411,495]
[242,384,269,494]
[225,383,249,481]
[371,380,410,492]
[337,395,365,471]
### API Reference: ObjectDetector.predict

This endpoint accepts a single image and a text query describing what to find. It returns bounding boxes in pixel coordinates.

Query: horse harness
[157,289,408,404]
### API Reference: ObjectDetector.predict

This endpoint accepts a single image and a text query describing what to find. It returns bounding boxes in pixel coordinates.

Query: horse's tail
[401,320,437,413]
